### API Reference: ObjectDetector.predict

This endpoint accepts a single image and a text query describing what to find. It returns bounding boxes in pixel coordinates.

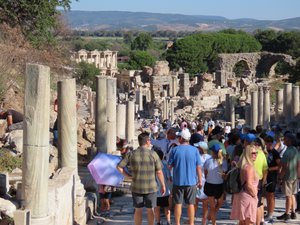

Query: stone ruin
[2,50,297,225]
[73,49,118,76]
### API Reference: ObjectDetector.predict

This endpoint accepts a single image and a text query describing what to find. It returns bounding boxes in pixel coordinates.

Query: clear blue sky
[70,0,300,20]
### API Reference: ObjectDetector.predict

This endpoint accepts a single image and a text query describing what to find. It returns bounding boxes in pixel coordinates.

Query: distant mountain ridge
[63,10,300,32]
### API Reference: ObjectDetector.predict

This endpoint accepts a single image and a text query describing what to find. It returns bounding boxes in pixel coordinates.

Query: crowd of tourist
[113,116,300,225]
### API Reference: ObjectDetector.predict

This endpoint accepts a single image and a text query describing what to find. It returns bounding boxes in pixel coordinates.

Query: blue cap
[245,133,256,143]
[209,144,221,154]
[189,133,204,145]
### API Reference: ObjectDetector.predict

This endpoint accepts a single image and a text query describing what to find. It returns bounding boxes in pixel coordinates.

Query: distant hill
[63,11,300,32]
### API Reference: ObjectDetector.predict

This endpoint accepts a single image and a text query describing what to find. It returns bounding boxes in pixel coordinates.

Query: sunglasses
[251,151,258,155]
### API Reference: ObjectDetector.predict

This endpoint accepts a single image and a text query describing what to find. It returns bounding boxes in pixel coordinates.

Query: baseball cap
[245,133,256,143]
[209,144,221,154]
[189,133,204,145]
[176,129,191,141]
[194,141,208,150]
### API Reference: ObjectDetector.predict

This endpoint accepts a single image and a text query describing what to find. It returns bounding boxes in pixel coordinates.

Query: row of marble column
[162,97,177,122]
[23,64,81,223]
[95,76,135,153]
[250,86,271,129]
[248,83,300,129]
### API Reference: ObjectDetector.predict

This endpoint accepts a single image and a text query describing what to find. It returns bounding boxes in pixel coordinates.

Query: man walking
[277,133,300,222]
[117,132,166,225]
[168,129,202,225]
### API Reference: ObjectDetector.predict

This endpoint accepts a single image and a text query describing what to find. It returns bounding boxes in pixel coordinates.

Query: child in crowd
[153,149,172,225]
[99,185,113,217]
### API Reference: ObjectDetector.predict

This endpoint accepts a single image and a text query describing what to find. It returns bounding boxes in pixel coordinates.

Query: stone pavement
[88,192,300,225]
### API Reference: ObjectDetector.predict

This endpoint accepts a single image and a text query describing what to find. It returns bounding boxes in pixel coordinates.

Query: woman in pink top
[230,145,259,225]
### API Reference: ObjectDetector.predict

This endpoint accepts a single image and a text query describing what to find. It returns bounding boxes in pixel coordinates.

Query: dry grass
[0,24,74,110]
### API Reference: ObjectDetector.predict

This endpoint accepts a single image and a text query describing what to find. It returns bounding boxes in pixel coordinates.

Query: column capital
[263,86,271,93]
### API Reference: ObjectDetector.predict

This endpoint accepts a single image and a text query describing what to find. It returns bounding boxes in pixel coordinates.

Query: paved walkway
[88,192,300,225]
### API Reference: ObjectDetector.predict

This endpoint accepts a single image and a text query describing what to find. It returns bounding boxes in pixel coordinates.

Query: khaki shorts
[282,179,298,196]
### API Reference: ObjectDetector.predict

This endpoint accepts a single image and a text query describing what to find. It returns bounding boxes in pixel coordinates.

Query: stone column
[166,98,169,120]
[250,91,258,129]
[138,86,143,111]
[57,79,78,171]
[106,77,117,153]
[95,76,107,153]
[230,96,235,128]
[170,100,175,123]
[275,89,284,122]
[258,87,264,125]
[263,86,271,129]
[292,86,300,119]
[23,64,50,221]
[244,105,251,126]
[171,75,178,97]
[284,83,292,123]
[225,94,230,121]
[162,98,167,120]
[117,104,126,139]
[126,100,135,144]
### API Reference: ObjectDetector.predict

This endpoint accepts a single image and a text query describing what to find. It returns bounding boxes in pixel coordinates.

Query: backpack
[224,167,245,194]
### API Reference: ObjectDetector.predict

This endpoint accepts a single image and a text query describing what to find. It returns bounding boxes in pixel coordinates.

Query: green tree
[0,0,74,46]
[128,51,155,69]
[131,32,153,51]
[123,32,133,45]
[164,32,261,74]
[75,62,100,90]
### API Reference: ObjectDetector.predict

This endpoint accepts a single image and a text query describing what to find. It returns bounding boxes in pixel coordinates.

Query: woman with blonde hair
[230,145,259,225]
[203,144,228,225]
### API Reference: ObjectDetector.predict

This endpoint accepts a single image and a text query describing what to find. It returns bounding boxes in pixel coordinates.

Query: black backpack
[224,167,245,194]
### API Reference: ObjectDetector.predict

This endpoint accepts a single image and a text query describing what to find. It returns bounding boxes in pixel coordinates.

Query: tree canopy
[131,32,153,51]
[128,51,156,70]
[0,0,73,46]
[164,31,261,74]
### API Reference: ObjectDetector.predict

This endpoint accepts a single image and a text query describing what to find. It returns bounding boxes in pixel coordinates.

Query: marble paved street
[88,192,300,225]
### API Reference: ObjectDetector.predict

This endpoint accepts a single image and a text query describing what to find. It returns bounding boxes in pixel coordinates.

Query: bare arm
[117,166,131,178]
[156,170,166,196]
[7,115,13,126]
[196,165,202,188]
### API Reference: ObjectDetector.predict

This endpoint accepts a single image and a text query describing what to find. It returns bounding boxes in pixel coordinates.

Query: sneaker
[277,213,291,221]
[291,212,297,219]
[167,222,172,225]
[266,218,274,224]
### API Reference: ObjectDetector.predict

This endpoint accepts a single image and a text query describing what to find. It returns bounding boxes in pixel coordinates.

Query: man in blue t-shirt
[168,129,202,225]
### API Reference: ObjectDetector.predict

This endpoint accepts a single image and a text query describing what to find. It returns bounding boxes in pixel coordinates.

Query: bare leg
[215,194,224,213]
[291,195,296,212]
[208,197,216,225]
[147,208,155,225]
[174,204,182,225]
[187,204,195,225]
[164,207,171,224]
[134,208,143,225]
[245,217,254,225]
[154,206,161,224]
[202,199,209,225]
[286,196,292,214]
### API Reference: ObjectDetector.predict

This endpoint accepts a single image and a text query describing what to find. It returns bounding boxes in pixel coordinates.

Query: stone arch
[255,52,295,78]
[215,52,296,87]
[232,59,251,78]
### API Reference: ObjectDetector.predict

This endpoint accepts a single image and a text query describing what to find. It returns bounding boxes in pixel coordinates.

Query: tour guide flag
[88,152,124,186]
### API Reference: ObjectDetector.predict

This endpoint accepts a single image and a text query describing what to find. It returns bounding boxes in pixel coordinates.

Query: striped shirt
[118,146,162,194]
